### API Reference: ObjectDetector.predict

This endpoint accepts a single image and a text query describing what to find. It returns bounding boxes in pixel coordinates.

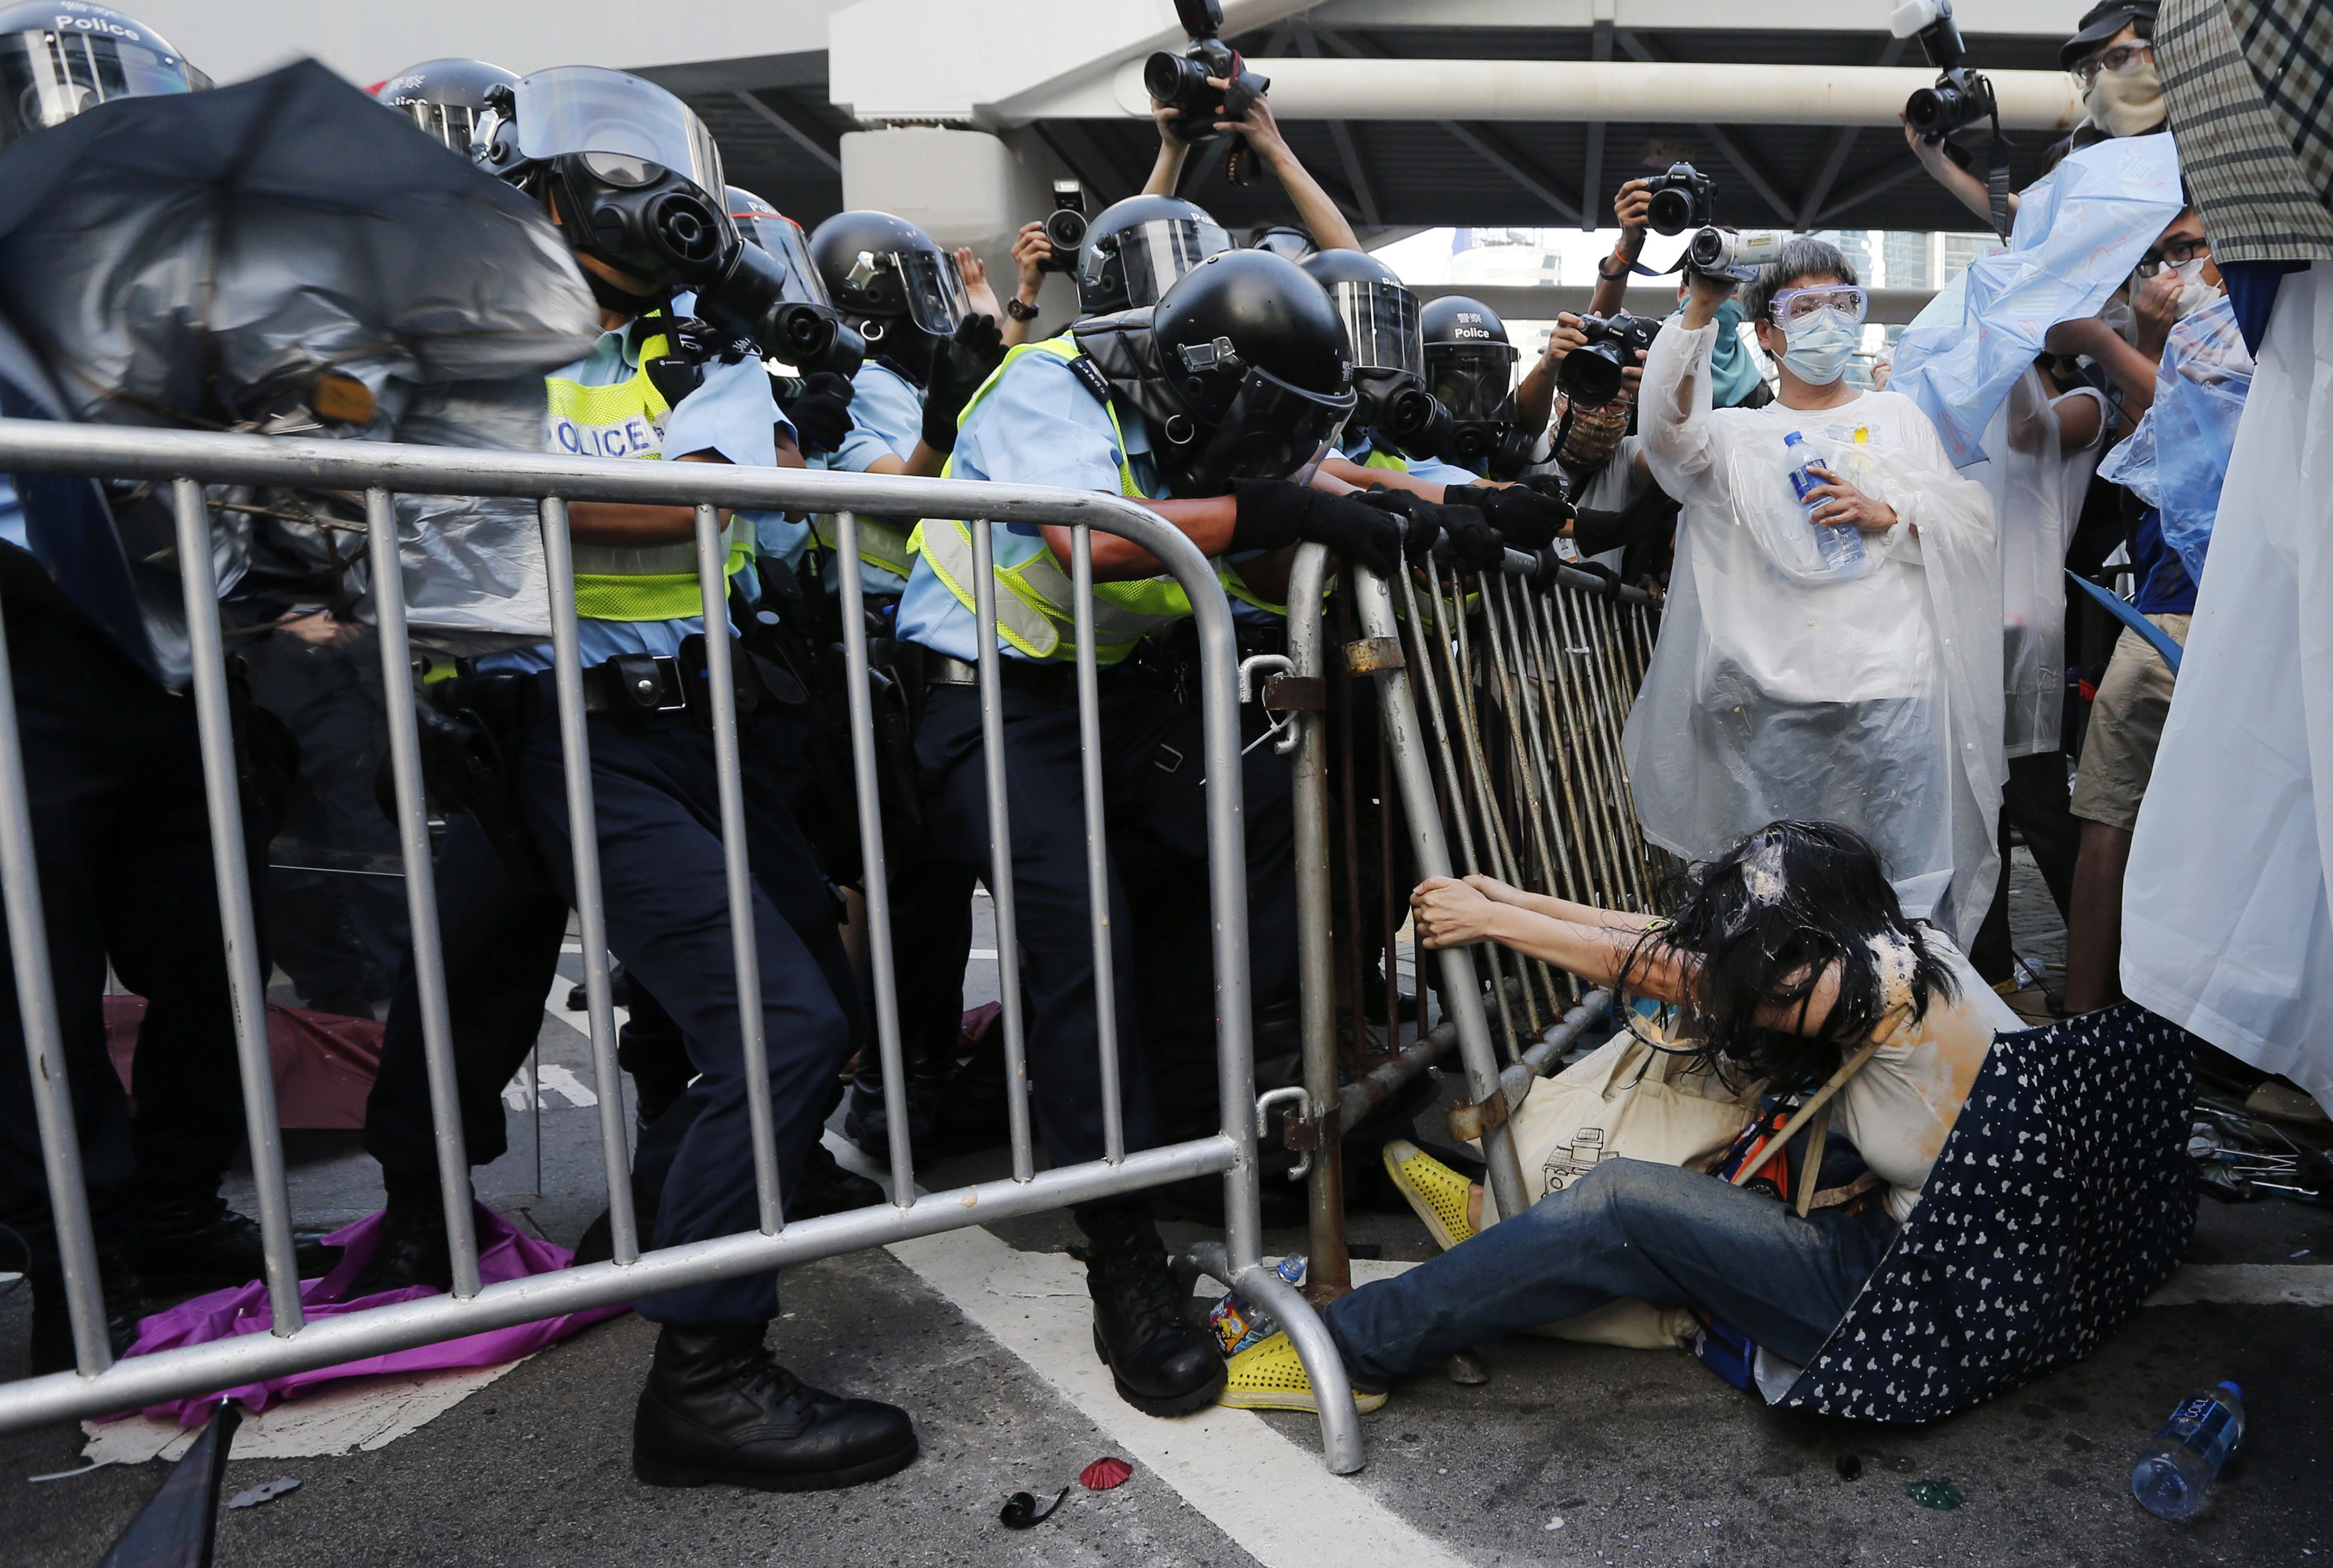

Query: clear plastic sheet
[1966,370,2104,758]
[2098,295,2253,582]
[2123,262,2333,1112]
[1891,133,2186,467]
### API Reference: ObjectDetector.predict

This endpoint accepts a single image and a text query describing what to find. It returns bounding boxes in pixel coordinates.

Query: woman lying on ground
[1216,819,2020,1412]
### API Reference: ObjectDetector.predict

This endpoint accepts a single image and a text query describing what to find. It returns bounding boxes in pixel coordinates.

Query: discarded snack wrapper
[1906,1478,1964,1511]
[999,1485,1070,1529]
[1080,1457,1133,1491]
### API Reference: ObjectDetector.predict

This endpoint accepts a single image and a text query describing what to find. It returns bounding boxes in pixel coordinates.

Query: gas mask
[2082,62,2164,139]
[545,152,732,300]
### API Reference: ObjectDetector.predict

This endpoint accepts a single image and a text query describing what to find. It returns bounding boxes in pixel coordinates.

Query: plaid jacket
[2157,0,2333,262]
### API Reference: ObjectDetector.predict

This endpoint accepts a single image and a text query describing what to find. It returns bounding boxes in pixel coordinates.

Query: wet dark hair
[1619,820,1956,1087]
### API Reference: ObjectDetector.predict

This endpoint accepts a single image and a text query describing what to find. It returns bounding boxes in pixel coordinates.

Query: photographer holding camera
[1906,1,2166,229]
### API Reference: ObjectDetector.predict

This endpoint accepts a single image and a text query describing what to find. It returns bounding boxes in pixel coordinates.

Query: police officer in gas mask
[357,63,916,1493]
[892,249,1412,1415]
[1065,194,1234,320]
[1298,252,1574,567]
[0,0,346,1373]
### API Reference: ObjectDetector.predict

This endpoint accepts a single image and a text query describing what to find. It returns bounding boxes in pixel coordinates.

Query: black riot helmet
[1299,249,1446,460]
[1135,249,1356,496]
[479,65,737,309]
[374,57,518,157]
[721,186,862,377]
[1420,294,1529,478]
[1075,194,1232,318]
[0,2,205,149]
[806,208,969,370]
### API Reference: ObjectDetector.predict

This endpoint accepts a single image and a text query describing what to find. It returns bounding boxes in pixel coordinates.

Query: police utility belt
[925,651,1122,710]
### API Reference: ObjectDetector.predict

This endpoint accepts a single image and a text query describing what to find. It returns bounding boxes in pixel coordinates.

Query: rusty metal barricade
[1275,542,1664,1295]
[0,418,1364,1473]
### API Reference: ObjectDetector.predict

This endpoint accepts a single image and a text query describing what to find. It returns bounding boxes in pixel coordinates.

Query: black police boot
[28,1254,145,1376]
[1075,1203,1225,1417]
[347,1168,457,1297]
[785,1140,885,1220]
[632,1323,919,1491]
[130,1191,339,1294]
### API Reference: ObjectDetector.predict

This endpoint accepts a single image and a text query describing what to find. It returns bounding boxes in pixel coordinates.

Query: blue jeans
[1324,1158,1900,1386]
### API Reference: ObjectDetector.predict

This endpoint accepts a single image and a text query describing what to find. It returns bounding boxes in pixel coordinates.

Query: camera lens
[1647,187,1694,237]
[1144,51,1194,103]
[1045,207,1089,253]
[1905,85,1952,135]
[1558,346,1625,406]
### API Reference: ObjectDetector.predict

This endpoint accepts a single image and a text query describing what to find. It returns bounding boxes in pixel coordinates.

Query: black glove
[781,371,856,456]
[1229,478,1404,578]
[921,314,1007,454]
[1464,481,1574,551]
[1353,485,1442,560]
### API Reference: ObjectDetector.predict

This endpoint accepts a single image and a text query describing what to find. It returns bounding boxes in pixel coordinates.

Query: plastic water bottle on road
[2130,1381,2244,1519]
[1785,430,1865,572]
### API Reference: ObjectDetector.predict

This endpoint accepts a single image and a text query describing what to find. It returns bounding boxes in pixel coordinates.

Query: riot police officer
[894,247,1411,1414]
[357,63,915,1491]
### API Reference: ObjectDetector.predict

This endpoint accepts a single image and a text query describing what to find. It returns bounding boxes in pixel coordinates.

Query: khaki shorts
[2069,614,2190,832]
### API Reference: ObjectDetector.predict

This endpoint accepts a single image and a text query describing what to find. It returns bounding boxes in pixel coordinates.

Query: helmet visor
[515,65,723,195]
[1093,218,1232,310]
[894,246,970,337]
[732,207,830,308]
[1181,365,1356,491]
[395,100,487,156]
[0,27,198,148]
[1329,279,1424,381]
[1427,342,1518,422]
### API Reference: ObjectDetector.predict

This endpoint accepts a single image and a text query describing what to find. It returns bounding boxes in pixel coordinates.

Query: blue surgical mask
[1781,311,1858,386]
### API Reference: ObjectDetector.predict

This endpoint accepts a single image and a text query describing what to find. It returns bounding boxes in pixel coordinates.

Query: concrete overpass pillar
[839,125,1080,335]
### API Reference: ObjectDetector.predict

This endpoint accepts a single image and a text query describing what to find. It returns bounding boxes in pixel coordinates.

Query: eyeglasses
[2071,42,2154,89]
[2135,235,2211,276]
[1767,285,1869,329]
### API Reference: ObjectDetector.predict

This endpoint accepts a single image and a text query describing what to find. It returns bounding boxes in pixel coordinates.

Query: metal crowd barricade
[0,418,1364,1474]
[1278,542,1663,1294]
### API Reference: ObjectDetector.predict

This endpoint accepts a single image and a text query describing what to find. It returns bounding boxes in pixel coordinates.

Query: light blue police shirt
[477,307,791,676]
[895,350,1168,664]
[805,358,928,597]
[1334,426,1482,490]
[0,475,22,551]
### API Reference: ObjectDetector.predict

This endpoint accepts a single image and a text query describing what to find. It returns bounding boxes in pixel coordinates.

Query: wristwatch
[1005,297,1041,321]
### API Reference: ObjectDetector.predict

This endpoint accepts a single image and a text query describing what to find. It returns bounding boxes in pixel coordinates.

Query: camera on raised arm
[1144,0,1271,179]
[1894,0,1996,140]
[1644,162,1716,236]
[1558,315,1660,404]
[1037,179,1086,275]
[1684,227,1788,282]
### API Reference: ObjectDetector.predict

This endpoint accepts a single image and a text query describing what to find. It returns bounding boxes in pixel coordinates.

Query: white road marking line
[502,1063,601,1111]
[967,949,998,960]
[888,1227,1470,1568]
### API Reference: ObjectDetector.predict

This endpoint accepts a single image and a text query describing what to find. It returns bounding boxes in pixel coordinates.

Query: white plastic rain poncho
[2122,263,2333,1110]
[1967,369,2108,757]
[1628,320,2005,947]
[2097,293,2254,582]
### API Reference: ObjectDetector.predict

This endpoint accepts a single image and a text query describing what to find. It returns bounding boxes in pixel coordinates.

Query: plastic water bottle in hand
[2130,1381,2244,1519]
[1785,430,1865,572]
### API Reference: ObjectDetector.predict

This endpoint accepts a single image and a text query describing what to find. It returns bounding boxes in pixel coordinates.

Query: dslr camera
[1644,162,1715,236]
[1037,179,1086,275]
[1558,314,1660,405]
[1145,0,1270,146]
[1894,0,1996,139]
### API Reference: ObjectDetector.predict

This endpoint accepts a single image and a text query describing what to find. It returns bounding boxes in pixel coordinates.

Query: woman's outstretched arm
[1410,876,1840,1037]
